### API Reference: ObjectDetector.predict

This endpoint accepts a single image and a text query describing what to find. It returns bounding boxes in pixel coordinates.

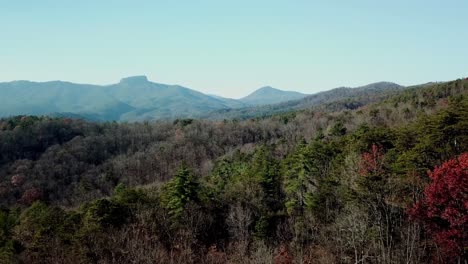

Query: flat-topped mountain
[0,76,245,121]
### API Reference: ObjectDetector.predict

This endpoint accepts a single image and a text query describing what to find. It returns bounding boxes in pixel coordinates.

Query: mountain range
[0,76,403,121]
[203,81,405,120]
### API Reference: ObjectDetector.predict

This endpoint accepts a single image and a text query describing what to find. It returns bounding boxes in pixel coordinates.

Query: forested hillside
[204,82,404,120]
[0,79,467,263]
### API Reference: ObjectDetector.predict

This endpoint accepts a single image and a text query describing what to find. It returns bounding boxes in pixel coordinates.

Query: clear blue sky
[1,0,467,98]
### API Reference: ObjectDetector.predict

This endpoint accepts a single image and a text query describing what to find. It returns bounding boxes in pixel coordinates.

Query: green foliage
[276,111,297,124]
[282,139,336,218]
[248,146,283,239]
[205,151,250,198]
[251,146,281,207]
[282,140,311,215]
[394,97,468,176]
[112,183,149,206]
[82,198,130,231]
[14,202,69,253]
[254,215,271,239]
[173,118,194,126]
[79,188,145,238]
[0,209,19,263]
[329,121,347,136]
[351,124,394,152]
[161,165,200,221]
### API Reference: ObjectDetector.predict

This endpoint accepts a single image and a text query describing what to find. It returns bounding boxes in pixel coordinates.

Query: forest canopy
[0,79,467,263]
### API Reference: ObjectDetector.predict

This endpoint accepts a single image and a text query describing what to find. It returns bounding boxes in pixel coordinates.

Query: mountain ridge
[0,76,404,121]
[203,81,405,120]
[0,76,240,121]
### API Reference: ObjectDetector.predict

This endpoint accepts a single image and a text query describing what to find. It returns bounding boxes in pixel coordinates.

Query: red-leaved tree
[20,187,43,205]
[359,144,384,177]
[408,153,468,261]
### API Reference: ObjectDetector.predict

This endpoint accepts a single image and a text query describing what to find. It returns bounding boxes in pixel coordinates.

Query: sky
[0,0,467,98]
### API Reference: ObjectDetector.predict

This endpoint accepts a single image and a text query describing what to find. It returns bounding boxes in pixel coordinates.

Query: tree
[14,202,70,262]
[408,153,468,262]
[282,140,311,215]
[161,165,200,221]
[359,144,384,177]
[357,143,403,263]
[329,121,347,137]
[249,146,282,239]
[0,209,18,263]
[82,198,130,230]
[20,188,43,205]
[283,139,336,218]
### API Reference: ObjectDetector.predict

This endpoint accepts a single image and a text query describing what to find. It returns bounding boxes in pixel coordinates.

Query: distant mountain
[204,82,405,120]
[0,77,405,121]
[105,76,241,121]
[0,76,246,121]
[240,86,308,105]
[0,80,135,121]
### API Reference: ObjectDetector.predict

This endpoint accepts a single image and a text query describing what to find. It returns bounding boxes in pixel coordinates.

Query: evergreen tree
[249,146,282,239]
[161,164,200,220]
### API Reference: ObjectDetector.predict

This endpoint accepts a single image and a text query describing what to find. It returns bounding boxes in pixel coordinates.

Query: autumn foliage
[20,188,43,205]
[0,80,466,263]
[273,244,293,264]
[359,144,384,176]
[408,153,468,261]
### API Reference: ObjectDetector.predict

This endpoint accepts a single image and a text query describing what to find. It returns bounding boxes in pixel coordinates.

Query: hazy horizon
[1,1,467,98]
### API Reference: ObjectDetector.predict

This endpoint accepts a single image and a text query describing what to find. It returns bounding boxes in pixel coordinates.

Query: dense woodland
[0,79,467,263]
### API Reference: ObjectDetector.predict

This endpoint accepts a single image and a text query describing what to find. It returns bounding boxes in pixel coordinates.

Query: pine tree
[161,164,200,220]
[250,146,282,239]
